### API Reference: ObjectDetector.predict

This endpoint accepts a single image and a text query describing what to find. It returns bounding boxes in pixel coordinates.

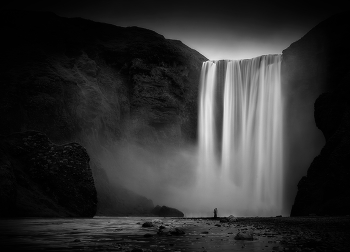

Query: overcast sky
[2,0,349,60]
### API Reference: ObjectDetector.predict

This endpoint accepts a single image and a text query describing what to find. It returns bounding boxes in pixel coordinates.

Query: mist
[85,133,287,217]
[71,49,327,217]
[51,11,330,217]
[92,137,199,210]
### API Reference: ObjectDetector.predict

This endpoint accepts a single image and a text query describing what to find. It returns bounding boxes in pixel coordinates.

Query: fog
[85,134,287,217]
[96,140,199,209]
[72,50,327,217]
[82,123,208,216]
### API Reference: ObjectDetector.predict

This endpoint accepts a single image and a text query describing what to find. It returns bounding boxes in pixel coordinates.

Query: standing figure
[214,208,217,218]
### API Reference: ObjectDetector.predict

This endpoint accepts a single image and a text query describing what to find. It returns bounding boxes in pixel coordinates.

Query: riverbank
[0,216,349,251]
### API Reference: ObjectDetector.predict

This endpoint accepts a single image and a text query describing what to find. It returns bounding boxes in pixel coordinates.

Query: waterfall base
[195,55,283,217]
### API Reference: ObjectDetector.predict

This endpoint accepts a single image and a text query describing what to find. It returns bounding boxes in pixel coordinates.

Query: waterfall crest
[197,55,283,216]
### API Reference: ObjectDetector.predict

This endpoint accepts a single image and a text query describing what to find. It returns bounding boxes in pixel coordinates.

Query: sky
[2,0,349,60]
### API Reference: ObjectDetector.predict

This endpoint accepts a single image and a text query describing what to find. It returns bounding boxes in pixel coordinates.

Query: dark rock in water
[289,12,350,216]
[157,228,172,236]
[143,233,153,237]
[157,224,185,236]
[0,131,97,217]
[151,219,163,225]
[141,219,162,228]
[234,229,254,240]
[151,205,184,217]
[220,215,237,223]
[142,222,154,228]
[169,227,185,235]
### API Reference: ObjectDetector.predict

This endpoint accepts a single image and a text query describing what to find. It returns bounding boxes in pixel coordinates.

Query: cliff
[0,10,206,143]
[0,10,206,216]
[282,11,350,216]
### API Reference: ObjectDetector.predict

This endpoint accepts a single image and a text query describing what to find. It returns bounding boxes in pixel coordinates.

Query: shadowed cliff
[282,11,350,216]
[0,10,207,216]
[0,131,97,217]
[2,9,349,217]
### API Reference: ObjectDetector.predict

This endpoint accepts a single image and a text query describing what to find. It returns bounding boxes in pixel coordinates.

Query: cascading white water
[197,55,283,216]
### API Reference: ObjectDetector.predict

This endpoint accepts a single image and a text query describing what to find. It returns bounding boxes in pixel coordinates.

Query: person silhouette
[214,208,217,218]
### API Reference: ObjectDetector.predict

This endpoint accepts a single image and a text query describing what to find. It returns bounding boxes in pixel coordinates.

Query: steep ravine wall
[282,11,350,216]
[1,10,350,217]
[0,10,207,216]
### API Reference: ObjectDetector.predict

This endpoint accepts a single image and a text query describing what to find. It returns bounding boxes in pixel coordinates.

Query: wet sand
[0,216,349,251]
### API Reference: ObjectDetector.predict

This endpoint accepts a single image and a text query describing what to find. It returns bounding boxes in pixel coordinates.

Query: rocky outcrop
[287,12,350,216]
[291,92,350,216]
[282,12,350,213]
[0,10,206,144]
[151,205,184,217]
[0,10,206,216]
[0,131,97,217]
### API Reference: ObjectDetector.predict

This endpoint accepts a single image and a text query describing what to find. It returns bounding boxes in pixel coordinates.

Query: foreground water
[0,216,287,251]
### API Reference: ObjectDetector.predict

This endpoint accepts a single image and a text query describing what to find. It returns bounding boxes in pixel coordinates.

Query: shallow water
[0,217,285,251]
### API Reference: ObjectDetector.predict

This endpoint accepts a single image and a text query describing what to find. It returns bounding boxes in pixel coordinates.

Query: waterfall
[197,55,283,216]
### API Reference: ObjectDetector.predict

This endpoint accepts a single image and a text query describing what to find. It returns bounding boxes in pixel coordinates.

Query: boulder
[0,131,97,217]
[151,219,163,225]
[142,222,154,228]
[234,229,254,240]
[157,229,171,236]
[220,215,237,223]
[169,227,185,235]
[151,205,184,217]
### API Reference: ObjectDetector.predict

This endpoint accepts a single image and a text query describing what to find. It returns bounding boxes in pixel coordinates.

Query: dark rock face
[0,131,97,217]
[291,92,350,216]
[151,205,184,217]
[0,10,206,216]
[287,12,350,216]
[0,10,206,144]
